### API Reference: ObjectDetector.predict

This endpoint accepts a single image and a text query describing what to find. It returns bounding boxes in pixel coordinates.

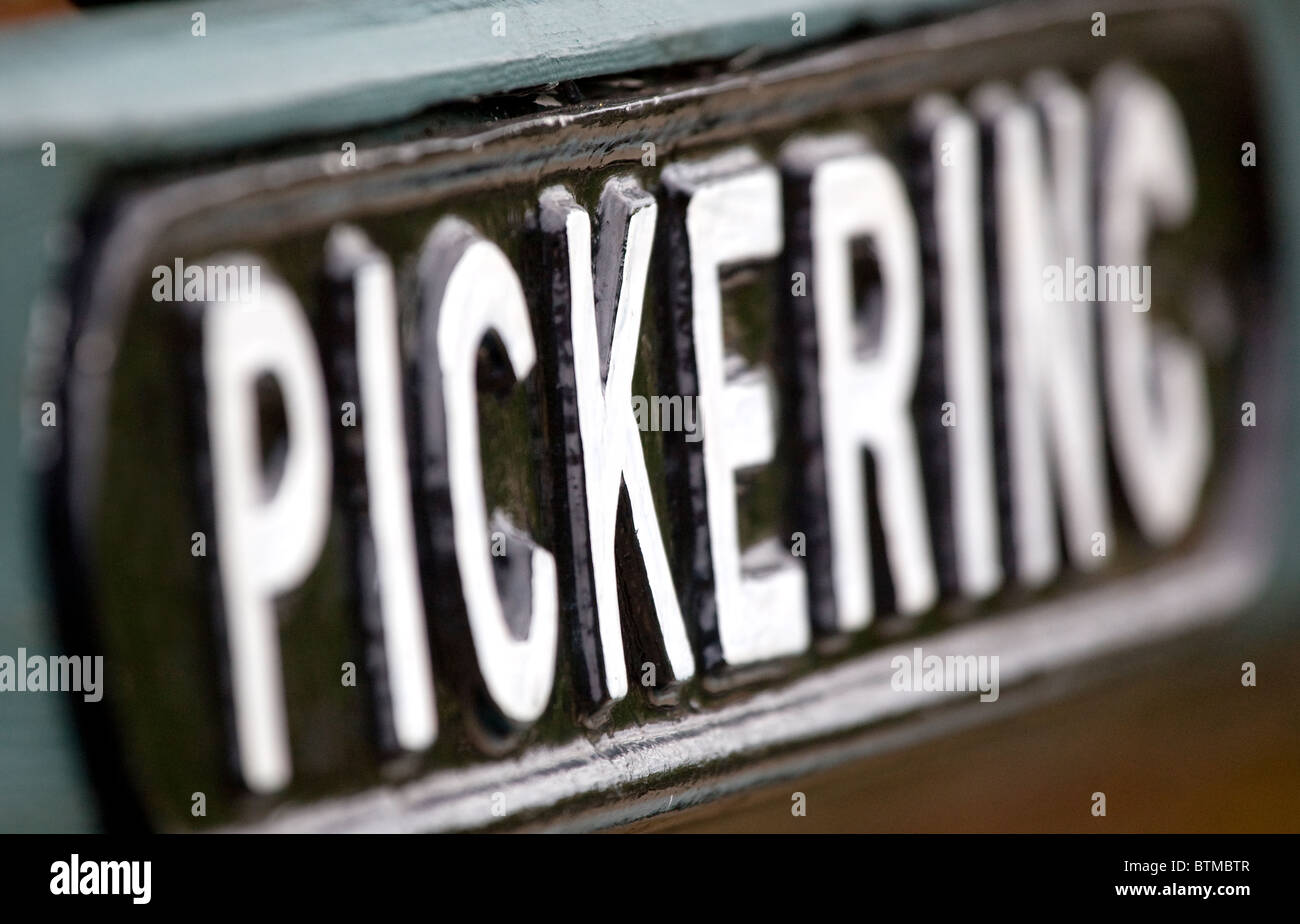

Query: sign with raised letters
[37,1,1271,830]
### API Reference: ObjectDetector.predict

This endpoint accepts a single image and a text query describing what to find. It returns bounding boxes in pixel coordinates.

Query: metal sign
[35,0,1273,831]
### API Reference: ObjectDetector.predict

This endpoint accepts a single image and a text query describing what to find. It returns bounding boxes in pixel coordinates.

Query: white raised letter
[974,77,1113,586]
[1095,64,1210,543]
[204,261,331,793]
[785,135,938,629]
[420,218,559,723]
[541,180,695,702]
[325,226,438,753]
[662,149,809,666]
[913,98,1002,600]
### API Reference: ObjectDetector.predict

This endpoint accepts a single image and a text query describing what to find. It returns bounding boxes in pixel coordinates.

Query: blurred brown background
[624,621,1300,832]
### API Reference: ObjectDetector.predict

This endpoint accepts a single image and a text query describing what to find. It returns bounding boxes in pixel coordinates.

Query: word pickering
[188,65,1211,793]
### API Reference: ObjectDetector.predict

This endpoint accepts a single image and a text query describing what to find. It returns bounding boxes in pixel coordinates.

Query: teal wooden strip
[1242,0,1300,611]
[0,0,980,156]
[0,154,102,833]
